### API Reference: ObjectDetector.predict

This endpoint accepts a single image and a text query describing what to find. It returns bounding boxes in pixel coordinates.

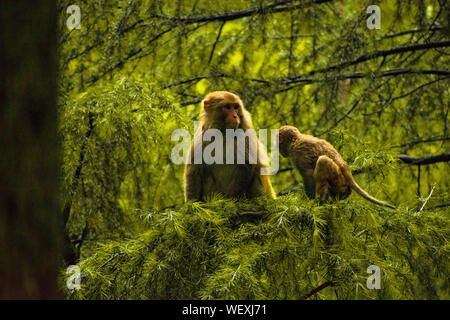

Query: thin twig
[317,99,360,137]
[208,21,226,65]
[416,186,435,214]
[301,281,336,300]
[380,26,443,39]
[239,210,268,216]
[364,76,450,116]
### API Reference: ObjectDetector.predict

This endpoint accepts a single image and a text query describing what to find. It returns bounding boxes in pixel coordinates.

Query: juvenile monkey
[184,91,276,202]
[278,125,395,209]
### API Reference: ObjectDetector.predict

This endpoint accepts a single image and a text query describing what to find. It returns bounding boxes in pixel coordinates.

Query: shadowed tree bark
[0,1,62,299]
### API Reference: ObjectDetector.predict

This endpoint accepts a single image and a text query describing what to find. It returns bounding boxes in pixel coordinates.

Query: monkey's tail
[342,167,396,209]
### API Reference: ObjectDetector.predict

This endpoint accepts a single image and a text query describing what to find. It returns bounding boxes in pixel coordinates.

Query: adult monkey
[184,91,276,202]
[278,125,395,209]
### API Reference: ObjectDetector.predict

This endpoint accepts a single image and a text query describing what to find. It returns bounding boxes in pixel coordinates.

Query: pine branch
[208,21,226,65]
[239,210,268,216]
[170,67,449,101]
[181,98,203,107]
[151,0,333,24]
[416,186,435,214]
[398,152,450,165]
[63,112,95,266]
[380,26,443,39]
[286,41,450,78]
[86,48,143,86]
[178,68,449,105]
[281,68,450,85]
[163,74,227,89]
[427,203,450,210]
[268,33,316,40]
[317,99,360,136]
[394,137,450,148]
[85,22,181,86]
[301,281,336,300]
[164,73,270,90]
[364,76,450,116]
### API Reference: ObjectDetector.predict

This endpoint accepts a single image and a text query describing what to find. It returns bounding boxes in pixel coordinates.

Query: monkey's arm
[184,163,203,202]
[260,173,276,199]
[255,142,276,198]
[292,155,316,199]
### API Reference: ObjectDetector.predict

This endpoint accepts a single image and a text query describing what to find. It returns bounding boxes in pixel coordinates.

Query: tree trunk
[0,1,62,299]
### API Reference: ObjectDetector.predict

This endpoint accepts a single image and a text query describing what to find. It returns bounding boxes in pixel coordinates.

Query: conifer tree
[59,0,449,299]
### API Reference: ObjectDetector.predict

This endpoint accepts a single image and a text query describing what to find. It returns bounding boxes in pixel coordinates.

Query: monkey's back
[291,134,348,169]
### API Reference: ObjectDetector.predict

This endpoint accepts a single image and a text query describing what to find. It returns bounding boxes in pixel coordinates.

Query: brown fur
[278,125,395,209]
[184,91,276,201]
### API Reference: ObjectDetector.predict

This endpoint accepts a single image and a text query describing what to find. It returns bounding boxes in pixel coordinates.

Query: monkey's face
[221,102,241,129]
[202,91,245,130]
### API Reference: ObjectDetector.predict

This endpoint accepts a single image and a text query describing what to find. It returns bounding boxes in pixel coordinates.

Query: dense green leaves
[65,195,448,299]
[59,0,449,299]
[60,79,189,255]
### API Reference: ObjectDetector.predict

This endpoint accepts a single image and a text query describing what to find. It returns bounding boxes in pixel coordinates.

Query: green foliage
[60,78,189,257]
[58,0,449,299]
[63,195,449,299]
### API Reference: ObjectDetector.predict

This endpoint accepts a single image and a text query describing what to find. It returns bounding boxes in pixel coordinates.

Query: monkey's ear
[202,99,211,111]
[203,98,221,109]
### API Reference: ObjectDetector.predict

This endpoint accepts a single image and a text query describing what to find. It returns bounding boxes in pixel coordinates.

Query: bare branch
[398,152,450,165]
[416,186,435,214]
[284,41,450,81]
[281,68,450,86]
[380,26,443,39]
[208,21,226,65]
[152,0,334,24]
[301,281,337,300]
[317,99,360,136]
[427,203,450,210]
[86,48,143,86]
[394,137,450,148]
[364,76,450,116]
[163,76,216,89]
[181,98,203,107]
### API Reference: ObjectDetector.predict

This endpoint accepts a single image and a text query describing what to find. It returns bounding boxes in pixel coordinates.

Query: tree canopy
[58,0,449,299]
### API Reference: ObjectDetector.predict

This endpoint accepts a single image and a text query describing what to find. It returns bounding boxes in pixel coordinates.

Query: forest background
[0,0,448,299]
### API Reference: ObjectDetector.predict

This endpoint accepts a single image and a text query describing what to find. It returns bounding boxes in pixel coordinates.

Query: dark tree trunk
[0,1,62,299]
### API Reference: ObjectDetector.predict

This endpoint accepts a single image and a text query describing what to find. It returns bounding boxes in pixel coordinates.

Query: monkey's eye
[234,105,239,110]
[225,105,231,110]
